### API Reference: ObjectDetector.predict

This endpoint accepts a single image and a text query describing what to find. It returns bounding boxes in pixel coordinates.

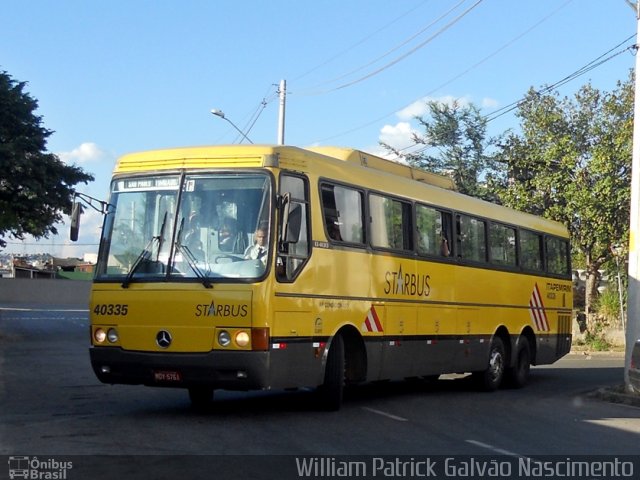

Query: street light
[210,109,253,144]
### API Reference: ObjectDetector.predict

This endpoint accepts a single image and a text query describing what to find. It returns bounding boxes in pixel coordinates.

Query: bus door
[270,172,316,388]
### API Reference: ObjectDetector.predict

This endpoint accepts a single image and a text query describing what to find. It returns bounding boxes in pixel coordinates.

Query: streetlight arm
[210,109,253,144]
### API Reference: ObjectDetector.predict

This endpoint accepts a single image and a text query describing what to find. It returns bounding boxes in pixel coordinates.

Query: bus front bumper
[90,346,270,391]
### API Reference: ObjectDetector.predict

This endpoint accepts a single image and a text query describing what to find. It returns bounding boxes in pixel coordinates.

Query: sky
[1,0,637,258]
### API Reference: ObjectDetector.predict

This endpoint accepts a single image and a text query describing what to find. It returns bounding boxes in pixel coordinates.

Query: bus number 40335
[93,304,129,316]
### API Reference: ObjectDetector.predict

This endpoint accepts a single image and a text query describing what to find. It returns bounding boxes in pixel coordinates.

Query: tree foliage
[0,70,94,249]
[382,100,498,201]
[491,73,633,315]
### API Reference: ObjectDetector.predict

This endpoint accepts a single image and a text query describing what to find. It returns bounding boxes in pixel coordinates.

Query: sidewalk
[568,349,640,408]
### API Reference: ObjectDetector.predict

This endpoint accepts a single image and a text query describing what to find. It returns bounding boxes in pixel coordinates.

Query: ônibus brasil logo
[8,456,73,479]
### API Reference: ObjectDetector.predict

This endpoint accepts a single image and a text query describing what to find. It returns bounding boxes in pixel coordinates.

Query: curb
[587,385,640,408]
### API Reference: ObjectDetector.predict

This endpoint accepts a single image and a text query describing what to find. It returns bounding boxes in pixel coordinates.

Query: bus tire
[473,336,505,392]
[506,340,531,389]
[188,386,214,410]
[317,334,345,411]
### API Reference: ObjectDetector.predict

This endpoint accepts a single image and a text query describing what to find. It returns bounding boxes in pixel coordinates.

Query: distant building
[0,255,96,279]
[14,265,56,279]
[0,268,13,278]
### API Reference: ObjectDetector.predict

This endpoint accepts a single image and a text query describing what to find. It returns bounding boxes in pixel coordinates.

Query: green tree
[382,99,498,200]
[492,73,633,317]
[0,70,94,249]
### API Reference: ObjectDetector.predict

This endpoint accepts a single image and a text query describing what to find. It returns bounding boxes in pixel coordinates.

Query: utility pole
[277,79,286,145]
[625,0,640,393]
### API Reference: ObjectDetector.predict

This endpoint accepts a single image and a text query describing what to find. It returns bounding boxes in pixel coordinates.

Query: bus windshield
[95,172,272,283]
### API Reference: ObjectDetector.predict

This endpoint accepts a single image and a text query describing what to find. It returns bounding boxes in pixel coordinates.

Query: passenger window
[320,183,364,244]
[416,204,451,257]
[456,214,487,262]
[546,236,570,276]
[370,194,412,251]
[520,230,543,271]
[490,223,517,266]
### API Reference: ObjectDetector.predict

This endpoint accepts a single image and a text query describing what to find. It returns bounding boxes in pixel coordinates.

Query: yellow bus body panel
[91,283,257,353]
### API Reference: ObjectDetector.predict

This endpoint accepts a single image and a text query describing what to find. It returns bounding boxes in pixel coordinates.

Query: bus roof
[113,144,568,238]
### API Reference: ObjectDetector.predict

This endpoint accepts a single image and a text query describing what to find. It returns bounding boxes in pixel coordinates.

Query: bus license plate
[153,370,182,382]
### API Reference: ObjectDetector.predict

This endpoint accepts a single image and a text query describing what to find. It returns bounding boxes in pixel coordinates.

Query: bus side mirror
[70,201,82,242]
[285,204,302,243]
[279,193,301,246]
[279,193,290,248]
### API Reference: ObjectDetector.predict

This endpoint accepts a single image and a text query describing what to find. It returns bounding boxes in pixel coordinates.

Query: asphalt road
[1,304,639,478]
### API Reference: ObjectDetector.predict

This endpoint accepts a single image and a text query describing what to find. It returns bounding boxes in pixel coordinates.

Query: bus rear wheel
[188,386,214,410]
[317,334,345,411]
[473,336,505,391]
[506,340,531,388]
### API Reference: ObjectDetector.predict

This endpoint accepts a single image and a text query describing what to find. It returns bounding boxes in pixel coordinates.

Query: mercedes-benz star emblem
[156,330,172,348]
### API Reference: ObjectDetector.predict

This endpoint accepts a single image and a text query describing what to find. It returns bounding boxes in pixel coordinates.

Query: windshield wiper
[121,211,168,288]
[155,211,168,261]
[174,217,212,289]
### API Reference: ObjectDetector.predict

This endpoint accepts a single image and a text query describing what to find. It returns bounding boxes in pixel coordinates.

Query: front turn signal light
[251,327,269,351]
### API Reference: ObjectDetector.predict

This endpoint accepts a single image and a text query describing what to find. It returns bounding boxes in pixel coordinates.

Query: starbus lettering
[195,301,248,318]
[384,264,431,297]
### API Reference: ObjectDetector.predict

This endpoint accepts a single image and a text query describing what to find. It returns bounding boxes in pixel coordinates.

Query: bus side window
[520,229,543,272]
[416,205,451,257]
[320,183,364,244]
[456,214,487,262]
[370,194,412,251]
[440,212,452,257]
[490,223,517,267]
[546,236,570,276]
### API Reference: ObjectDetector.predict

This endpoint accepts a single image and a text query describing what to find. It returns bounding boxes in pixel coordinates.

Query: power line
[422,0,574,103]
[307,1,608,144]
[485,34,636,122]
[389,33,637,162]
[299,0,484,95]
[238,84,279,142]
[295,0,469,94]
[291,0,430,83]
[212,83,278,144]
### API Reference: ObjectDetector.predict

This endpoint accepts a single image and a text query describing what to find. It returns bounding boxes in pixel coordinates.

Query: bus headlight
[94,328,107,344]
[218,330,231,347]
[235,331,250,347]
[107,328,119,343]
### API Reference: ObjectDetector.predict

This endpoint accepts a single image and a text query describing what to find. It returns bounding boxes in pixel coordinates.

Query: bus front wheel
[473,336,505,391]
[317,334,345,411]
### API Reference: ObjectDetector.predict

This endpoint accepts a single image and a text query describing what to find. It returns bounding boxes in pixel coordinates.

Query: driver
[244,226,268,264]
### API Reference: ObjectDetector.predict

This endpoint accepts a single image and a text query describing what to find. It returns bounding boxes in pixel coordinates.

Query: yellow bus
[80,145,572,410]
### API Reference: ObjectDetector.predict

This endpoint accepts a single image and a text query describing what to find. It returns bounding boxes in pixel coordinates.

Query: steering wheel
[214,254,242,264]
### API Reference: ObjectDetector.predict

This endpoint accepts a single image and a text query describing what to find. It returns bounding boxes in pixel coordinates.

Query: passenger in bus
[326,216,343,241]
[184,212,201,249]
[440,236,451,257]
[244,225,268,264]
[218,218,246,253]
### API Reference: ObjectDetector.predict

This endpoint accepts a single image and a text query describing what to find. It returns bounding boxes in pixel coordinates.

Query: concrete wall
[0,278,91,307]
